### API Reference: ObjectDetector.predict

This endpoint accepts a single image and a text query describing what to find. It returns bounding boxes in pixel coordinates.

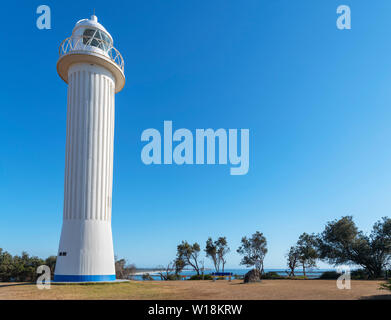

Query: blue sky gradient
[1,0,391,268]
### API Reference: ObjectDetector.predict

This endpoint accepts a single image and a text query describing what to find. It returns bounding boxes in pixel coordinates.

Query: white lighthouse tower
[54,15,125,282]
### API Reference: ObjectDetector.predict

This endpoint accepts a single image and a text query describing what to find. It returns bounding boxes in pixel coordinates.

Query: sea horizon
[131,268,339,280]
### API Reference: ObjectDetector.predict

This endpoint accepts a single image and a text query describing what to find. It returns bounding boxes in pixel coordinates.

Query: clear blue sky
[1,0,391,269]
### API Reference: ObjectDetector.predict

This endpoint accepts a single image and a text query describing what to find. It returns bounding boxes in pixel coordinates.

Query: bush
[290,275,308,280]
[319,271,340,280]
[351,269,369,280]
[380,279,391,291]
[233,274,243,280]
[188,274,213,280]
[142,273,153,281]
[319,269,373,280]
[166,274,181,280]
[261,271,286,279]
[0,249,46,282]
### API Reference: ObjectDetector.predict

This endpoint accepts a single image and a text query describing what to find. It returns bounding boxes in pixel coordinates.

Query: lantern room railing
[59,35,124,72]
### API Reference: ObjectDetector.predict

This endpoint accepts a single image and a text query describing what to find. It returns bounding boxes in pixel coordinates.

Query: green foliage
[286,246,300,277]
[261,271,286,279]
[0,249,47,282]
[351,269,369,280]
[380,279,391,291]
[317,216,391,279]
[174,258,185,274]
[205,237,230,273]
[237,231,268,273]
[319,271,340,280]
[233,274,243,280]
[296,233,318,276]
[115,257,136,279]
[45,256,57,279]
[188,274,213,280]
[166,274,182,280]
[176,241,201,275]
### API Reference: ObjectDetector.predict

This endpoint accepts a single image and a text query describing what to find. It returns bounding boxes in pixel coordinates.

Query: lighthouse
[54,15,125,282]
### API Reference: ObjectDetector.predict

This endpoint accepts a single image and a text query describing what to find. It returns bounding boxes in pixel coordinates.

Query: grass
[0,281,176,300]
[1,280,390,300]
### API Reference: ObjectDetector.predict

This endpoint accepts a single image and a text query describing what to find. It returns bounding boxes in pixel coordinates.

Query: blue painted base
[53,274,116,282]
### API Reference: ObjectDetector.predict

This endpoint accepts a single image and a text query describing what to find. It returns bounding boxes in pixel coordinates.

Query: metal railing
[59,35,124,72]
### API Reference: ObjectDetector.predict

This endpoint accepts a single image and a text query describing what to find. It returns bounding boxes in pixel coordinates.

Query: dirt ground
[0,280,390,300]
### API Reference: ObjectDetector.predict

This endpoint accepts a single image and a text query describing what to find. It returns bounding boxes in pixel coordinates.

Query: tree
[317,216,391,279]
[156,261,175,281]
[174,257,185,275]
[200,259,205,279]
[205,237,230,272]
[0,248,13,282]
[142,273,153,281]
[205,238,219,272]
[286,246,300,277]
[296,233,318,277]
[176,241,201,275]
[8,252,45,282]
[115,257,136,279]
[237,231,268,274]
[45,256,57,279]
[217,237,230,272]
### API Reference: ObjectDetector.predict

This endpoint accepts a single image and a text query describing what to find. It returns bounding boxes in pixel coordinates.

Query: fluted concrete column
[63,63,115,221]
[54,64,116,281]
[55,15,125,282]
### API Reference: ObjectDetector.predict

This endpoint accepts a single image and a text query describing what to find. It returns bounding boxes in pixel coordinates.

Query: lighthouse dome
[71,15,113,53]
[57,15,125,93]
[73,15,113,44]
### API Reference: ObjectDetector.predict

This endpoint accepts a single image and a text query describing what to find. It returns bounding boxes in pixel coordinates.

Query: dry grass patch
[0,280,390,300]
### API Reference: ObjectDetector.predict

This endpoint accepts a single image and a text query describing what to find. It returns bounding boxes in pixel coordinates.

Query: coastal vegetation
[0,249,56,282]
[316,216,391,279]
[205,237,230,273]
[1,215,390,283]
[115,257,136,279]
[236,231,268,274]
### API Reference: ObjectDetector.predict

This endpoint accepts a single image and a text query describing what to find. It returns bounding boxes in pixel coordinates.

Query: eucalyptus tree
[237,231,268,274]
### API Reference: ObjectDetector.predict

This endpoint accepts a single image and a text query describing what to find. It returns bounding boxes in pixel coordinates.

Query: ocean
[131,268,334,280]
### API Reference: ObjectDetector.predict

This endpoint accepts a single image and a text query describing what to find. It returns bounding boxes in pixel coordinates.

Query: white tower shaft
[64,64,115,222]
[55,15,125,282]
[55,64,116,281]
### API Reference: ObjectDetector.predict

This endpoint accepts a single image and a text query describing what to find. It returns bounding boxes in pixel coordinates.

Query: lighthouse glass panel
[82,29,112,52]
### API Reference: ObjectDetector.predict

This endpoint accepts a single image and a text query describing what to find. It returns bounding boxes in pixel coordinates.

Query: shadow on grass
[0,282,35,288]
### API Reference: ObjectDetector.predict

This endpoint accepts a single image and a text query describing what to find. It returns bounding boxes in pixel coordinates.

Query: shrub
[319,271,340,280]
[351,269,369,280]
[319,269,372,280]
[289,275,308,280]
[380,279,391,291]
[166,274,181,280]
[261,271,286,279]
[233,274,243,280]
[188,274,213,280]
[142,273,153,281]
